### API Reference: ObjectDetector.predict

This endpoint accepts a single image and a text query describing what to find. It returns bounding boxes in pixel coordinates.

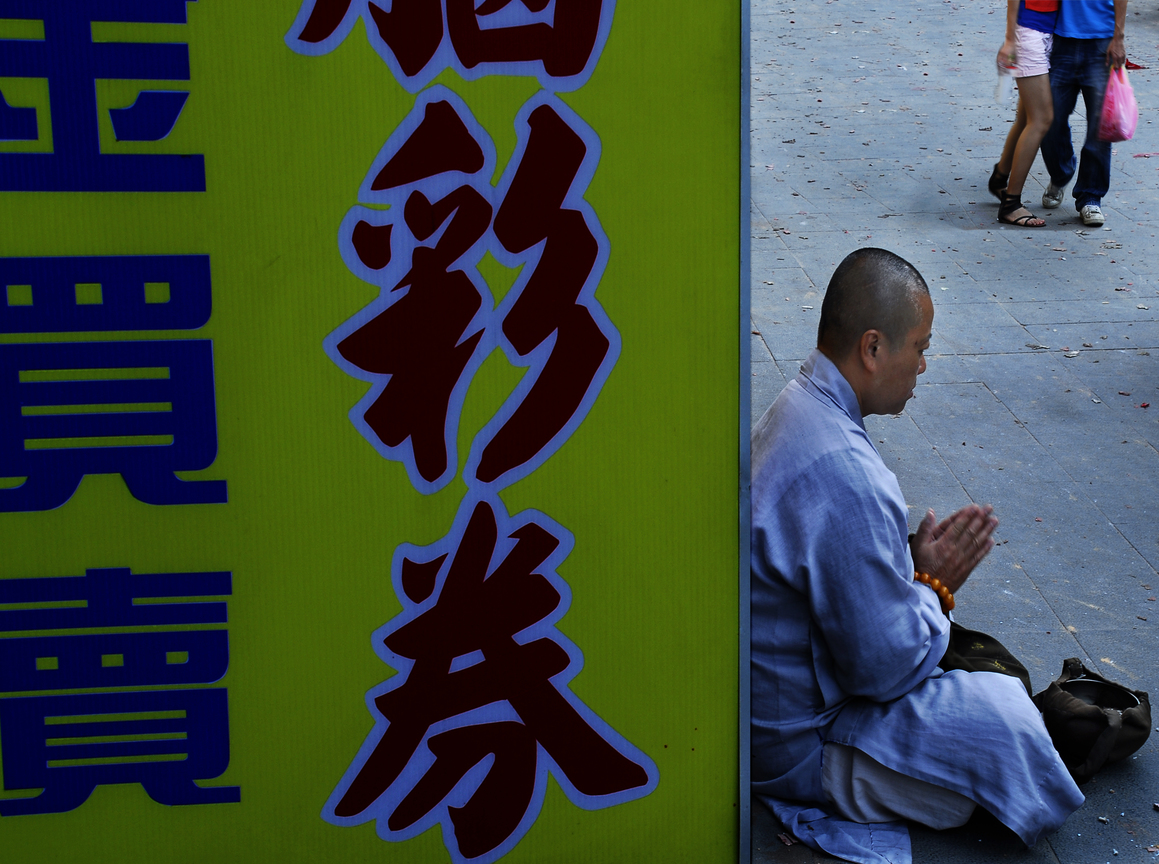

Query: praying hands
[910,504,999,594]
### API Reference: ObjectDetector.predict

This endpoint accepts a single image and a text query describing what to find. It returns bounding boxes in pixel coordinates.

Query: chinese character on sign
[0,255,226,511]
[298,0,652,853]
[285,0,615,93]
[0,568,239,815]
[324,88,618,494]
[323,498,657,864]
[0,0,203,192]
[467,91,616,489]
[325,89,496,495]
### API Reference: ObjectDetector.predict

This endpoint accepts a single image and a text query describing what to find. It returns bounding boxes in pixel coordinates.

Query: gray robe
[751,349,1083,863]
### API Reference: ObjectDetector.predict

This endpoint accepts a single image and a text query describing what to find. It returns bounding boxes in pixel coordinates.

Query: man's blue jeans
[1039,36,1112,210]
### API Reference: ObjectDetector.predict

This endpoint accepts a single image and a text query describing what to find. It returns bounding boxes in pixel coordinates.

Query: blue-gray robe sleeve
[785,448,949,704]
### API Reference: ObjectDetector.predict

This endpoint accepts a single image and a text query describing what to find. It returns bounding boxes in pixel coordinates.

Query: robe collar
[798,348,866,433]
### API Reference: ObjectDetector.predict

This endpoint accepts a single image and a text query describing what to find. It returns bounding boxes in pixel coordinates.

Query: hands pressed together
[910,504,999,595]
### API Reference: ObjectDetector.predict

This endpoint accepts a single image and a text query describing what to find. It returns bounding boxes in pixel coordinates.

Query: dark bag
[937,621,1032,696]
[1032,658,1152,785]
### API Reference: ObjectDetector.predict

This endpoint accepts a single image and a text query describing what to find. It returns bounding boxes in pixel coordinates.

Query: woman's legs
[997,100,1027,180]
[1006,74,1053,197]
[998,73,1054,225]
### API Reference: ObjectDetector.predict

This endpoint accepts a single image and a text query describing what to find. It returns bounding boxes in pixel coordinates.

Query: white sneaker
[1081,204,1105,226]
[1042,183,1066,209]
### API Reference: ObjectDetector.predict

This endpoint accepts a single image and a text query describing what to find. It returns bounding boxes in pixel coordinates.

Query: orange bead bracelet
[914,571,955,615]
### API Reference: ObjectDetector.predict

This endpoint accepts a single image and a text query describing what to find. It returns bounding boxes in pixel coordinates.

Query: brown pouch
[938,621,1032,696]
[1032,658,1152,785]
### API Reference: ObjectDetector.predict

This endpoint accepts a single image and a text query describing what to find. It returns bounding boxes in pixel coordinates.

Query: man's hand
[910,504,998,594]
[1107,34,1127,69]
[1109,0,1127,69]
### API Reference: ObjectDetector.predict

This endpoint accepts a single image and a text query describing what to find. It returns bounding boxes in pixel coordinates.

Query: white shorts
[1014,24,1052,78]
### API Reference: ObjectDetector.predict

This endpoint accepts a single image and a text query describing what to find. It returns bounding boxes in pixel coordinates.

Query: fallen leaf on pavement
[1035,517,1043,522]
[1119,391,1131,396]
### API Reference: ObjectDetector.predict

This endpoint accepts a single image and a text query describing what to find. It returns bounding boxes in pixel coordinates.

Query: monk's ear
[858,329,884,372]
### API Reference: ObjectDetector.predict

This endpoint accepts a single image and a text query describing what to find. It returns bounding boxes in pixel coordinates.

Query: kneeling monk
[751,248,1082,861]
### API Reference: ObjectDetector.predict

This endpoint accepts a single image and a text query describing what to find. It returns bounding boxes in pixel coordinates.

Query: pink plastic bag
[1098,67,1138,142]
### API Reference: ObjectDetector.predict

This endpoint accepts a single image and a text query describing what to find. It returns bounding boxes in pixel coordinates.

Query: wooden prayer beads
[914,571,955,615]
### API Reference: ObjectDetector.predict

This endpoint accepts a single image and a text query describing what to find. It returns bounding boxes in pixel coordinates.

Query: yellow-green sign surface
[0,2,740,861]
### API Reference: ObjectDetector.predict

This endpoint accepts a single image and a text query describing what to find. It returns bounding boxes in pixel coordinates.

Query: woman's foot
[997,192,1045,227]
[989,163,1010,200]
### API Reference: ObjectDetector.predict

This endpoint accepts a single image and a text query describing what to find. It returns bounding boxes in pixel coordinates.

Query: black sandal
[989,163,1010,201]
[997,192,1045,227]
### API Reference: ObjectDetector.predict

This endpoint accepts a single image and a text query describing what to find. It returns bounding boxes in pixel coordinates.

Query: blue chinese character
[0,340,226,510]
[0,255,211,333]
[0,568,238,814]
[0,0,203,191]
[0,630,228,691]
[0,567,230,632]
[0,690,238,814]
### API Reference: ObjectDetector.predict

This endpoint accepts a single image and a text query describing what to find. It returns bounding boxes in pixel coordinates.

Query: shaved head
[817,248,930,359]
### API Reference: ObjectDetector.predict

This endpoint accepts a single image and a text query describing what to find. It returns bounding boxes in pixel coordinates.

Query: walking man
[1040,0,1127,226]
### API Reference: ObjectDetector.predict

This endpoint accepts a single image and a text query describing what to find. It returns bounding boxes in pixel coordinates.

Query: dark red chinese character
[327,499,653,860]
[287,0,611,91]
[474,101,612,485]
[291,0,443,78]
[446,0,606,79]
[334,98,492,488]
[291,0,355,44]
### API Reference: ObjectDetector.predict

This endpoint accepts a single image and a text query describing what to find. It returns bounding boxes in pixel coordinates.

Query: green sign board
[0,2,742,860]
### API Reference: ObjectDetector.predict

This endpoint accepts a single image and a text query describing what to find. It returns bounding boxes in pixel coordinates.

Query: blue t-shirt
[1018,1,1057,34]
[1055,0,1116,39]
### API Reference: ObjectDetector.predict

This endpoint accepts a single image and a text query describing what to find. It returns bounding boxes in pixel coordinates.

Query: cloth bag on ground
[1098,67,1138,142]
[937,621,1032,696]
[1032,658,1152,785]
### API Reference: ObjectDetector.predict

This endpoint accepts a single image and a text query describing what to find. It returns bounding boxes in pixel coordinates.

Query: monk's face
[873,293,933,415]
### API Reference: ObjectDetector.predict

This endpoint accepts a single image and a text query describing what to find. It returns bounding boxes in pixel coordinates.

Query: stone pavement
[748,1,1159,862]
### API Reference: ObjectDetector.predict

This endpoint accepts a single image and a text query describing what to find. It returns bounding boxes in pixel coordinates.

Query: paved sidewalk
[749,2,1159,862]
